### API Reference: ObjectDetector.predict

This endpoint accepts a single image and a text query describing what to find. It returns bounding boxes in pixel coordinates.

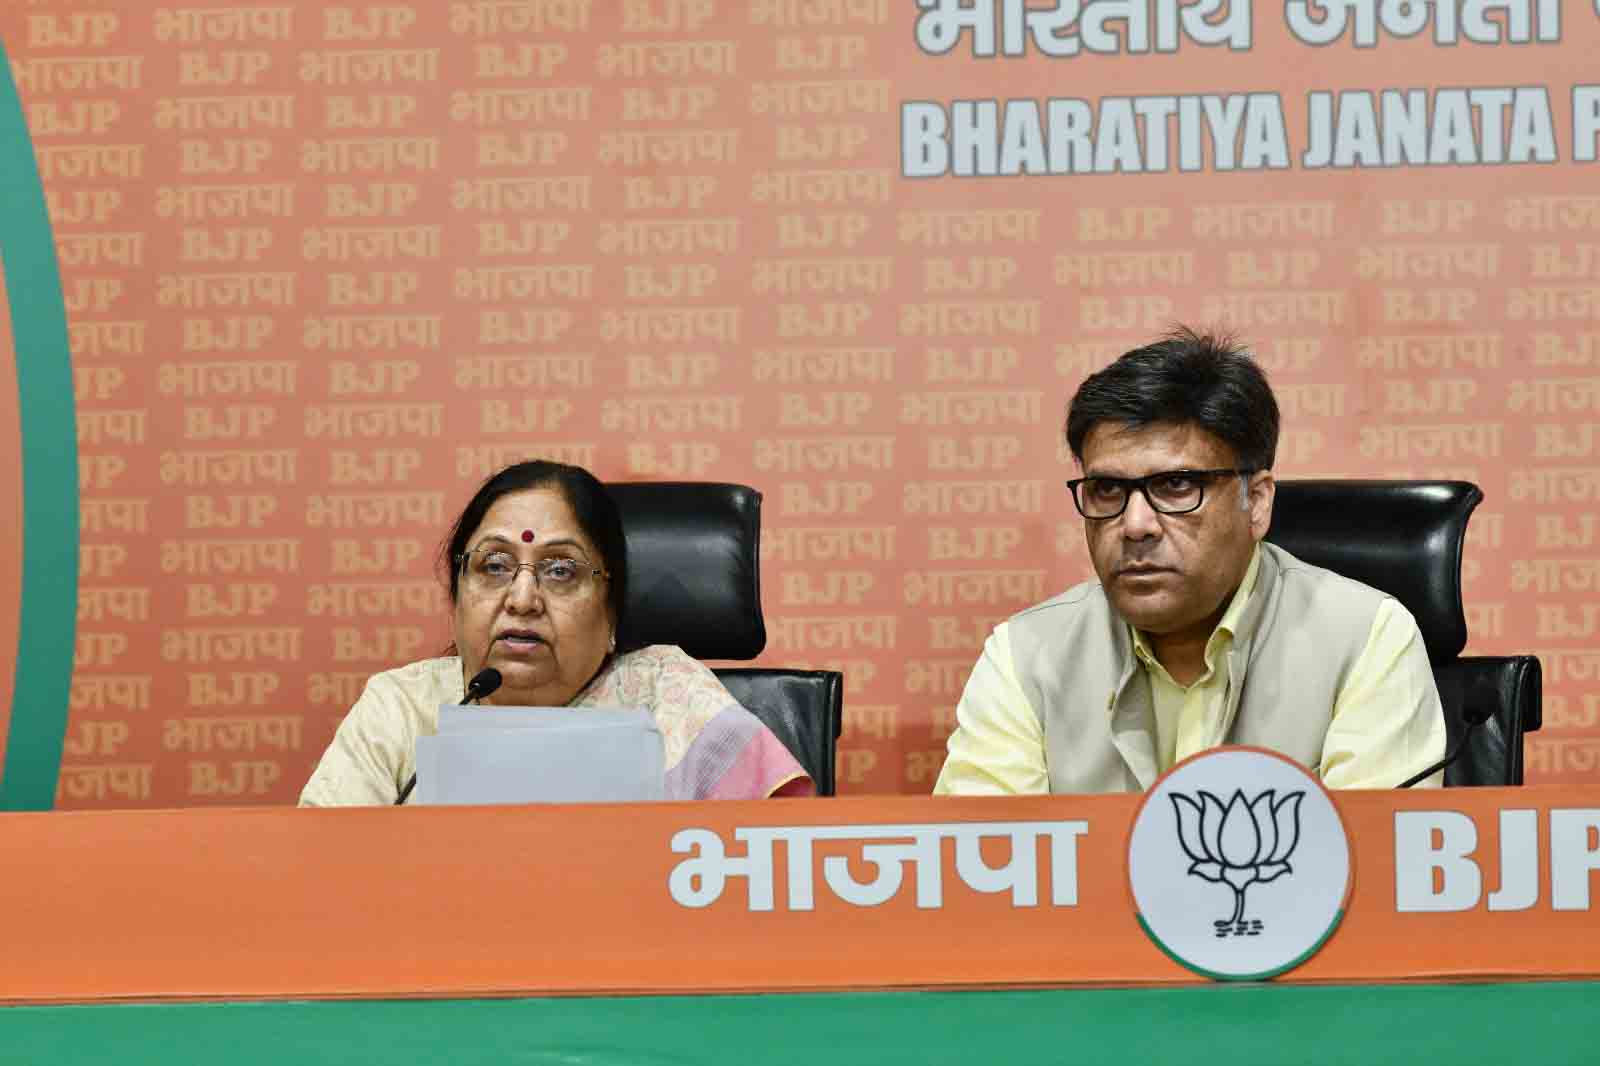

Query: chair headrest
[607,482,766,661]
[1264,480,1481,662]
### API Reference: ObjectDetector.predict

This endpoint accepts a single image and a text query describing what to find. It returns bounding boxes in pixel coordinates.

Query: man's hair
[1065,326,1279,470]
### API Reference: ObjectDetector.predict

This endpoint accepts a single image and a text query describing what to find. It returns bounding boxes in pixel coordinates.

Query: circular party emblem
[1126,747,1353,980]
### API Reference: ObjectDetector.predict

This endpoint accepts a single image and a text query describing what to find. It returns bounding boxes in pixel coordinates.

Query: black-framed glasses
[456,549,607,600]
[1065,468,1254,520]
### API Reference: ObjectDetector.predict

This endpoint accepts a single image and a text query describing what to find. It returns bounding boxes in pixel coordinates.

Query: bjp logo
[1129,750,1349,980]
[1170,789,1305,938]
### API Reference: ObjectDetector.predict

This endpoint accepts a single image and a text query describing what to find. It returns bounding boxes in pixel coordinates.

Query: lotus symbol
[1171,789,1304,938]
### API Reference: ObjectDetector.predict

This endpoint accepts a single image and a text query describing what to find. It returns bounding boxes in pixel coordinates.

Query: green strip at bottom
[3,982,1592,1066]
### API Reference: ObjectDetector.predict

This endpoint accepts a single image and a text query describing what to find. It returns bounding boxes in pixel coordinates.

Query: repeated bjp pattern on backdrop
[0,0,1598,806]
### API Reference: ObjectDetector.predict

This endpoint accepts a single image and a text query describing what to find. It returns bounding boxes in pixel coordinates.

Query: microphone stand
[1397,705,1493,788]
[394,669,501,805]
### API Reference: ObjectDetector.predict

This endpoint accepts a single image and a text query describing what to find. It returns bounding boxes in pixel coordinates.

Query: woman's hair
[1065,326,1279,471]
[439,460,629,628]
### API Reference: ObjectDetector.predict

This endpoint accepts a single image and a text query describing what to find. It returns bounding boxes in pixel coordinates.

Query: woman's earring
[608,633,616,653]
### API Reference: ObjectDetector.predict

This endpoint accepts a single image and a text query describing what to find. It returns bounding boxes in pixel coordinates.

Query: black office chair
[1265,480,1541,786]
[606,482,843,795]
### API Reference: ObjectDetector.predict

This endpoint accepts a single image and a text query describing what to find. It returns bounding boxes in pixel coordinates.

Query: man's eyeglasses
[1065,468,1254,520]
[456,550,607,601]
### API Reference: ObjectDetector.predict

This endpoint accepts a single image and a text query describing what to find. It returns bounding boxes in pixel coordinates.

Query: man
[935,328,1445,794]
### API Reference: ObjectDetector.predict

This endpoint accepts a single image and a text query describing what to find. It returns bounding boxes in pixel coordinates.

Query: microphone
[462,667,503,704]
[394,667,503,805]
[1397,697,1494,789]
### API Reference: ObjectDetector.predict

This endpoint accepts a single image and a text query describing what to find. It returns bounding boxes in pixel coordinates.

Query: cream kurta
[300,644,809,805]
[935,544,1446,794]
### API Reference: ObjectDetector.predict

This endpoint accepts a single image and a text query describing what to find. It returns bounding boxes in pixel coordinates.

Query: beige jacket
[1007,542,1393,792]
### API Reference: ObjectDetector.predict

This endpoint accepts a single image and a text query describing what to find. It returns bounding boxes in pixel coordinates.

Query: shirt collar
[1130,543,1263,675]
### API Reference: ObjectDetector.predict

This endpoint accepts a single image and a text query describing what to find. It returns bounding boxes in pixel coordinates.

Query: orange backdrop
[0,0,1597,806]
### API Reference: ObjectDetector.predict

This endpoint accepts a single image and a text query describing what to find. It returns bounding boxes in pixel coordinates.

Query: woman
[300,460,814,804]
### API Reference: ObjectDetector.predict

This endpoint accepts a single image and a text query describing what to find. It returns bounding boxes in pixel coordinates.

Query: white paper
[438,705,653,734]
[413,704,664,805]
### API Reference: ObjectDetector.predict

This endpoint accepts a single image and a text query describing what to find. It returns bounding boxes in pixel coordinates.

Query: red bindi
[520,529,535,543]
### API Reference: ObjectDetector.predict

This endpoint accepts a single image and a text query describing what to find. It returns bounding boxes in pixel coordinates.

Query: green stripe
[1,983,1594,1065]
[0,36,79,811]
